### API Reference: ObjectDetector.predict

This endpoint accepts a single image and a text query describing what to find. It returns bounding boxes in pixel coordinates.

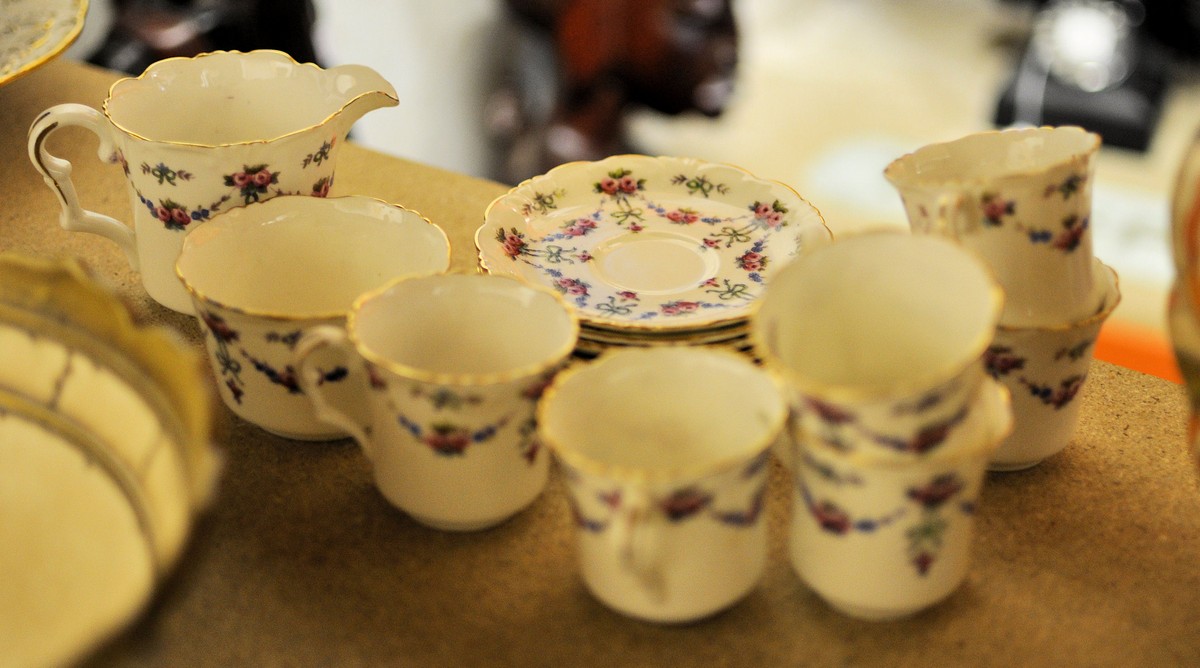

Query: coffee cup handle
[610,487,669,602]
[28,104,139,269]
[294,325,376,459]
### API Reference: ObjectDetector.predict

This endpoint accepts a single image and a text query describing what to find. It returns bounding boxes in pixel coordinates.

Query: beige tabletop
[3,59,1200,667]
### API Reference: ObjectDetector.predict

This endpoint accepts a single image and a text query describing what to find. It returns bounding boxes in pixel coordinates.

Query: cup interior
[884,126,1098,187]
[755,233,1001,392]
[106,52,356,144]
[353,274,577,378]
[176,196,449,318]
[541,348,786,475]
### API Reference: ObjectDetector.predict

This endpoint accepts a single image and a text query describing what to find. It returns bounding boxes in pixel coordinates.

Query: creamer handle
[28,104,139,269]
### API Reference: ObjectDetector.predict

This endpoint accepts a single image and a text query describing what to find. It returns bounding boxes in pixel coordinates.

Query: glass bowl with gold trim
[0,253,220,667]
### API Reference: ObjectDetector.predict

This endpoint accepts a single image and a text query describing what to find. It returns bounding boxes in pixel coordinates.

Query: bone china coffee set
[19,51,1119,629]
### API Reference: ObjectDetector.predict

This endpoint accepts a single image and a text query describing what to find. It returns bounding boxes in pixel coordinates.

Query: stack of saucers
[475,154,832,356]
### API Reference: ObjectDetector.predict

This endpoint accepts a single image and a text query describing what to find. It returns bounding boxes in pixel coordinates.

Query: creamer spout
[327,64,399,125]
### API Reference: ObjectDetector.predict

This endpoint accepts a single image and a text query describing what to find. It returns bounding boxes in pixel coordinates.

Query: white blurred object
[311,0,503,177]
[1031,0,1140,92]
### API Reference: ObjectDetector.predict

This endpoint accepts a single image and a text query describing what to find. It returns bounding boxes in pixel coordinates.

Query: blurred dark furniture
[994,0,1200,151]
[489,0,740,184]
[86,0,320,75]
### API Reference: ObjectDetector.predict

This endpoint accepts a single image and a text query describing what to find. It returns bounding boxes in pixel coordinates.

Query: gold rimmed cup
[294,272,579,531]
[537,346,787,623]
[175,195,450,440]
[885,126,1101,327]
[751,230,1004,458]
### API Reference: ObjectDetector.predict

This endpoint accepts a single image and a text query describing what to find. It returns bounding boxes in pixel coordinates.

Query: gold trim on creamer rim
[475,154,832,334]
[347,272,582,387]
[101,49,399,148]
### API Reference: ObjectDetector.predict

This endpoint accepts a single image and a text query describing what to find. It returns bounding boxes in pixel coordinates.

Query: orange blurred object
[1095,320,1182,383]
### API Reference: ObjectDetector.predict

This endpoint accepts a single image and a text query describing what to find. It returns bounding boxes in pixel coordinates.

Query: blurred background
[66,0,1200,382]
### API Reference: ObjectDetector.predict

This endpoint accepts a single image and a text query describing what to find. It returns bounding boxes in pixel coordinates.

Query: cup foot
[584,580,746,625]
[258,425,348,442]
[406,511,514,532]
[987,458,1046,472]
[822,597,930,622]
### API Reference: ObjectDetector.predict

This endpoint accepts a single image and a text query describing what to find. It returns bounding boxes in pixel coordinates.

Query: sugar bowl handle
[295,326,376,458]
[28,104,138,269]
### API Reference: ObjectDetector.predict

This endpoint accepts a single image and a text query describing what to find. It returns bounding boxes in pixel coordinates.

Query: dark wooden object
[491,0,740,184]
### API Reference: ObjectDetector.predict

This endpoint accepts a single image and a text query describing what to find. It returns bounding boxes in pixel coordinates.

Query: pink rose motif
[232,172,251,188]
[737,251,764,271]
[907,474,963,509]
[618,176,638,193]
[617,291,638,300]
[806,397,855,424]
[766,211,784,227]
[703,238,720,248]
[754,203,773,217]
[155,206,171,222]
[667,209,699,224]
[660,488,713,521]
[253,169,273,187]
[629,223,644,232]
[171,207,191,226]
[313,178,331,197]
[424,429,471,456]
[813,500,851,534]
[501,232,526,258]
[662,300,699,315]
[564,219,596,236]
[599,177,619,195]
[557,278,588,296]
[982,194,1014,225]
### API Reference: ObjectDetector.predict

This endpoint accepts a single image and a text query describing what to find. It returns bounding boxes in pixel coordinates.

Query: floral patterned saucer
[0,0,85,87]
[477,155,830,333]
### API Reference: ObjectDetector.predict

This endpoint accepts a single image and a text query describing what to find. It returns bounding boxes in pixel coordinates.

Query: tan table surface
[3,59,1200,667]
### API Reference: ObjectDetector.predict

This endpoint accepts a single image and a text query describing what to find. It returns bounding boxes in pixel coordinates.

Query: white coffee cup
[295,273,579,531]
[538,347,787,623]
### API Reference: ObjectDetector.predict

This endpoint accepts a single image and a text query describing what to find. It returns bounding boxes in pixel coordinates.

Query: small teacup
[985,259,1120,471]
[537,347,788,623]
[789,377,1012,620]
[884,126,1101,327]
[752,231,1003,459]
[294,273,579,531]
[175,195,450,439]
[29,50,398,313]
